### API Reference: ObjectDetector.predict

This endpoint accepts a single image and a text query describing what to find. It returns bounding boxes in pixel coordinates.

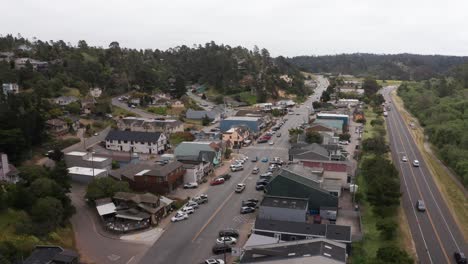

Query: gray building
[258,196,308,223]
[185,109,219,120]
[65,151,112,171]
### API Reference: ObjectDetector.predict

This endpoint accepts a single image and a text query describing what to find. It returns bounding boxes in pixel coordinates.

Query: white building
[90,87,102,98]
[118,117,184,133]
[2,83,19,96]
[0,153,19,183]
[64,151,112,171]
[68,166,108,184]
[105,130,167,154]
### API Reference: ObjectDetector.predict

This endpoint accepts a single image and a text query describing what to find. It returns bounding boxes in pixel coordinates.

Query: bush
[376,246,413,264]
[376,219,398,240]
[147,107,167,115]
[339,133,351,141]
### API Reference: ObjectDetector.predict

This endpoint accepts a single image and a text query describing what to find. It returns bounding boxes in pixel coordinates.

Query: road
[138,75,329,264]
[383,86,467,264]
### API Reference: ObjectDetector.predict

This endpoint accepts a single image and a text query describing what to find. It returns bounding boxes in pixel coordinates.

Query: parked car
[402,155,408,162]
[251,156,258,162]
[454,252,467,264]
[183,182,199,189]
[235,183,246,193]
[276,133,281,137]
[179,206,195,214]
[192,194,208,204]
[211,178,225,186]
[218,229,239,238]
[204,259,225,264]
[171,212,189,222]
[231,165,244,172]
[212,244,232,255]
[269,141,274,145]
[257,179,270,185]
[241,206,256,214]
[219,174,231,181]
[257,138,268,143]
[338,141,349,145]
[252,167,260,174]
[245,198,259,204]
[186,201,199,209]
[413,160,420,167]
[241,201,257,207]
[255,184,266,191]
[416,200,426,212]
[216,236,237,245]
[260,172,273,178]
[261,157,269,162]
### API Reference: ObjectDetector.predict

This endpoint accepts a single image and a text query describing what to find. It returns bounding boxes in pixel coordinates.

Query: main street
[138,76,329,264]
[383,86,467,264]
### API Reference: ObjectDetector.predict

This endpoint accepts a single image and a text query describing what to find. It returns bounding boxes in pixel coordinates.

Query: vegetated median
[392,86,468,240]
[351,105,414,264]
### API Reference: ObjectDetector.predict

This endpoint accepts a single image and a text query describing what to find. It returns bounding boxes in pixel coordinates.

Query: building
[222,126,250,148]
[68,166,108,184]
[289,143,331,161]
[90,87,102,97]
[241,239,347,264]
[337,99,360,107]
[112,192,171,225]
[117,117,184,134]
[2,83,19,96]
[54,96,78,106]
[14,58,48,70]
[171,100,184,108]
[80,97,96,114]
[307,123,336,136]
[276,99,296,107]
[0,153,19,183]
[316,113,349,127]
[220,116,263,133]
[313,119,344,134]
[64,151,112,171]
[24,246,79,264]
[183,162,212,184]
[174,141,223,166]
[45,119,69,135]
[265,169,338,212]
[185,108,219,120]
[110,161,185,194]
[105,130,167,154]
[259,196,309,223]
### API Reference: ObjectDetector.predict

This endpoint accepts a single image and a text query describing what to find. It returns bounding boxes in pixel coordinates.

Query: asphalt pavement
[138,76,329,264]
[383,86,467,264]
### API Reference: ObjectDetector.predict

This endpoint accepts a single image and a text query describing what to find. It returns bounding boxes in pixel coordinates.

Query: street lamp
[89,151,96,177]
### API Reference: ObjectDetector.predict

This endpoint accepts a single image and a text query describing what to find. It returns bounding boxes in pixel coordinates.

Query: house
[222,126,250,149]
[299,160,350,190]
[174,141,223,166]
[235,110,272,125]
[279,74,293,84]
[64,151,112,171]
[258,196,309,223]
[0,153,19,183]
[316,113,349,127]
[183,161,212,184]
[117,117,184,134]
[105,130,167,154]
[2,83,19,96]
[90,87,102,97]
[265,169,339,212]
[81,97,96,114]
[313,119,344,134]
[286,164,345,196]
[110,161,186,194]
[307,123,337,136]
[289,143,331,161]
[45,119,69,135]
[14,58,48,70]
[220,116,264,133]
[252,218,352,244]
[241,239,347,264]
[171,100,184,108]
[24,246,79,264]
[185,108,218,120]
[68,166,108,184]
[112,192,169,225]
[54,96,78,106]
[276,99,296,107]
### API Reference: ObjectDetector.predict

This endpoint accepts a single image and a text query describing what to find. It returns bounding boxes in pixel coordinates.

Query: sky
[1,0,468,57]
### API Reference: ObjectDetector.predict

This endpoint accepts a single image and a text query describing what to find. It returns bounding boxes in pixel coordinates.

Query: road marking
[108,254,121,261]
[125,256,135,264]
[388,95,450,263]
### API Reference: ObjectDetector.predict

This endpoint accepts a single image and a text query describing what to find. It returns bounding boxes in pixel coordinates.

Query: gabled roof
[289,143,330,161]
[106,130,162,143]
[148,161,183,177]
[186,109,217,119]
[46,119,67,126]
[174,141,219,157]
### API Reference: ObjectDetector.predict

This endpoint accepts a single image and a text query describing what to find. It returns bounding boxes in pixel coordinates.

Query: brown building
[110,161,185,194]
[46,119,69,136]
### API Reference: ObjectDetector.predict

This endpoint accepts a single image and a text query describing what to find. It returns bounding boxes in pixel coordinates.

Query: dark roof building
[289,143,330,161]
[106,130,163,143]
[185,109,218,120]
[24,246,78,264]
[259,196,309,223]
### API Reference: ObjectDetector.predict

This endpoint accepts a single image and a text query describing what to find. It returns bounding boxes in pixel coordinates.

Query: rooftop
[106,130,162,143]
[67,166,107,176]
[223,116,260,121]
[261,196,308,210]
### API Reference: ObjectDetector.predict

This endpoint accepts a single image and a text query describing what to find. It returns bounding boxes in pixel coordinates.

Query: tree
[305,131,323,144]
[30,178,61,199]
[224,148,232,159]
[112,160,120,169]
[65,102,81,115]
[202,114,211,126]
[172,76,186,99]
[49,161,71,190]
[48,148,64,162]
[375,246,413,264]
[18,165,49,184]
[339,133,351,141]
[376,219,398,240]
[85,177,130,203]
[363,77,381,97]
[31,196,64,235]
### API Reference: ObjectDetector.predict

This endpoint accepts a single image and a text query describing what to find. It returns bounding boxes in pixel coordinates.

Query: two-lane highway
[383,86,467,263]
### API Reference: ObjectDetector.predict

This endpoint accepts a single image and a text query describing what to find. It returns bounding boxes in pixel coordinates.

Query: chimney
[1,153,10,180]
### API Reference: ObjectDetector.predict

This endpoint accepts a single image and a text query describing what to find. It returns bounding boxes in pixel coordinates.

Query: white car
[402,155,408,162]
[338,141,349,145]
[183,182,198,189]
[185,201,199,209]
[204,259,225,264]
[171,212,188,222]
[413,160,420,167]
[179,206,195,214]
[216,236,237,245]
[269,141,274,145]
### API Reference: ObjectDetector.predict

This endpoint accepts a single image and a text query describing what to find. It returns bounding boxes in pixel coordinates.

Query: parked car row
[240,199,259,214]
[212,229,240,255]
[171,194,208,222]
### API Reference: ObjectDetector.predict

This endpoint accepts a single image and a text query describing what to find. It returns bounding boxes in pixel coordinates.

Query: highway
[138,76,329,264]
[383,86,467,264]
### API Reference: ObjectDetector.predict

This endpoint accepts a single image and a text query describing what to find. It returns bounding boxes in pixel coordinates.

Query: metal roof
[105,130,162,143]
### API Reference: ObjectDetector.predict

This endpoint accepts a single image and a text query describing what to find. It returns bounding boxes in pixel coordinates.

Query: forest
[288,53,468,81]
[397,63,468,186]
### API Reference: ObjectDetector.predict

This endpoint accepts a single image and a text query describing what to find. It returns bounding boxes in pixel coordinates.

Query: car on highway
[210,178,225,186]
[216,236,237,245]
[252,167,260,174]
[179,206,195,214]
[235,183,246,193]
[218,229,239,238]
[402,155,408,162]
[240,206,256,214]
[416,200,426,212]
[171,212,189,222]
[454,252,467,264]
[412,160,420,167]
[192,194,208,204]
[261,157,269,163]
[212,244,232,254]
[183,182,198,189]
[203,259,225,264]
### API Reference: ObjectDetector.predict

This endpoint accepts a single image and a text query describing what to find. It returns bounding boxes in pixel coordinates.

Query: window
[124,140,128,144]
[118,140,121,144]
[347,176,351,183]
[290,236,297,241]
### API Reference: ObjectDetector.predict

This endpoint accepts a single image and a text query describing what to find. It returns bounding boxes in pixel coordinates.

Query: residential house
[185,108,219,120]
[68,166,108,184]
[174,141,223,167]
[258,196,309,223]
[112,192,169,225]
[220,116,264,133]
[117,117,184,134]
[279,74,293,84]
[64,151,112,171]
[252,218,352,244]
[0,153,19,183]
[235,110,272,125]
[105,130,167,154]
[276,99,296,107]
[54,96,78,106]
[24,246,79,264]
[2,83,19,96]
[90,87,102,98]
[299,160,351,190]
[313,119,344,134]
[110,161,186,194]
[222,126,250,149]
[45,119,69,135]
[81,97,96,114]
[241,239,347,264]
[307,123,337,136]
[14,58,48,70]
[289,143,331,162]
[171,100,184,108]
[183,162,212,184]
[0,51,14,62]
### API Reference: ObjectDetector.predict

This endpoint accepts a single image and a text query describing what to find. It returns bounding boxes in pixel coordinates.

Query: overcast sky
[2,0,467,57]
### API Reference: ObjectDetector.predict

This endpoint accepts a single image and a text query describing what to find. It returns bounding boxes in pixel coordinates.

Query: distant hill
[288,53,468,80]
